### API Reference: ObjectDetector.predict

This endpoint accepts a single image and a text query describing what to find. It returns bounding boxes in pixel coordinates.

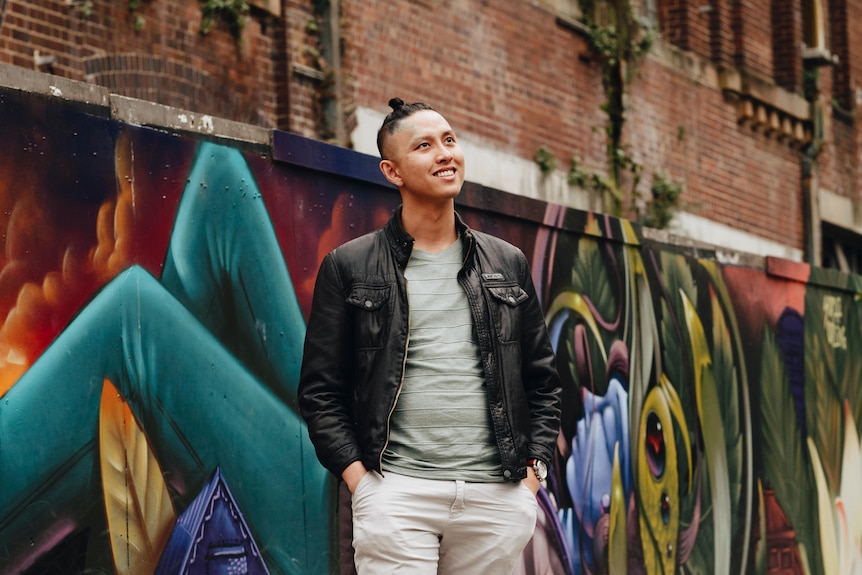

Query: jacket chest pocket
[347,284,393,350]
[483,282,528,343]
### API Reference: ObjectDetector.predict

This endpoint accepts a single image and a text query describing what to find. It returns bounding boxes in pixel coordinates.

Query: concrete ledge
[0,62,110,111]
[719,67,809,120]
[248,0,280,15]
[110,94,271,148]
[0,64,271,148]
[819,188,862,234]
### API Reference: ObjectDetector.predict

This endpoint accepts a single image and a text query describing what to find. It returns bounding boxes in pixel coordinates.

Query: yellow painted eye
[637,386,679,575]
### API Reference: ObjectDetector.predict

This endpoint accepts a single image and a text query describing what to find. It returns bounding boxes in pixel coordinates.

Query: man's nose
[437,145,453,162]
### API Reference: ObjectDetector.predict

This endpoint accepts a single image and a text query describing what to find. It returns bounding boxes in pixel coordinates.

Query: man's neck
[401,201,457,254]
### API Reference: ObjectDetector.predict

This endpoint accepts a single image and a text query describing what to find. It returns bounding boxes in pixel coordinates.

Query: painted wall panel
[0,85,859,575]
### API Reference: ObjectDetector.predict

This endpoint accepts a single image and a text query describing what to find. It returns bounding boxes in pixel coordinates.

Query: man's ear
[379,159,402,187]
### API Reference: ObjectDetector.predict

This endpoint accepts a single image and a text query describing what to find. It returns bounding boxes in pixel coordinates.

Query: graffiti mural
[0,84,861,575]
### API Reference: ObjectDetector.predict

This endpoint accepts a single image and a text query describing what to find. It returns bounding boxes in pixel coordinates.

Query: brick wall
[629,55,804,248]
[734,0,773,77]
[772,0,802,93]
[340,0,813,250]
[2,0,862,255]
[342,0,607,174]
[0,0,285,127]
[680,0,711,58]
[709,0,735,65]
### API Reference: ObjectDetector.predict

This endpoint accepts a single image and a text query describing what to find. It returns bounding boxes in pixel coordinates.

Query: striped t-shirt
[381,237,502,482]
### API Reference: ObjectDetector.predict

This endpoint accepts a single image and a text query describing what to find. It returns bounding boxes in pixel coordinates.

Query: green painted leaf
[709,288,743,551]
[841,296,862,429]
[572,237,618,336]
[658,253,698,523]
[681,291,730,575]
[760,326,816,573]
[804,288,844,495]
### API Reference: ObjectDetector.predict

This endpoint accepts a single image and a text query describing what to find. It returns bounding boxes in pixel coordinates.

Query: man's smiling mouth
[435,169,455,177]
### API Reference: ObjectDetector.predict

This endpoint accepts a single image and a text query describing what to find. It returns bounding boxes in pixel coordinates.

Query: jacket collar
[384,206,475,268]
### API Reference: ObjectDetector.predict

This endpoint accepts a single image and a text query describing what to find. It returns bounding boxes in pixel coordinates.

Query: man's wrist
[342,461,368,493]
[527,458,548,482]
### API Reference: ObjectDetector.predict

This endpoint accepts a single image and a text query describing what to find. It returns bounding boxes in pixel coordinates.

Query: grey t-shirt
[382,238,502,482]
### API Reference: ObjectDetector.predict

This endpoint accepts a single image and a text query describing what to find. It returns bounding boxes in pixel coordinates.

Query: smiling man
[298,99,561,575]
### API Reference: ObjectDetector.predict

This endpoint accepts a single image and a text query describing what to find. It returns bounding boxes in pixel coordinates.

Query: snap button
[503,469,512,480]
[508,295,516,304]
[364,300,373,309]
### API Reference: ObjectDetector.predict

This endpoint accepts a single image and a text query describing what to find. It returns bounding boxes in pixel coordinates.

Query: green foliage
[200,0,249,39]
[534,146,557,176]
[578,0,655,214]
[567,156,588,187]
[641,169,684,229]
[568,154,641,218]
[126,0,146,31]
[583,16,654,76]
[76,0,94,18]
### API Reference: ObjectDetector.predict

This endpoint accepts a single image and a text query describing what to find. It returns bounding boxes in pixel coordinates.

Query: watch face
[533,460,548,480]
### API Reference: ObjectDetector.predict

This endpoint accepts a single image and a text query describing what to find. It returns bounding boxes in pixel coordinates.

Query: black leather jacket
[298,208,561,482]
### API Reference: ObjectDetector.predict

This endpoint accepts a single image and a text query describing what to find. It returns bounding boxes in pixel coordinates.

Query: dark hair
[376,98,436,159]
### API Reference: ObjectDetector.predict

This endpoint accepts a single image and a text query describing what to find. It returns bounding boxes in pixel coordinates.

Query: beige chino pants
[351,471,538,575]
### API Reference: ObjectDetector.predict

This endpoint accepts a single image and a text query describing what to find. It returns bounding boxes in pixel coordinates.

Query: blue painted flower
[559,376,631,573]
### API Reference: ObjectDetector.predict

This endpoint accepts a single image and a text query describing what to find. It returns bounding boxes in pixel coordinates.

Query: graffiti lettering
[823,294,848,349]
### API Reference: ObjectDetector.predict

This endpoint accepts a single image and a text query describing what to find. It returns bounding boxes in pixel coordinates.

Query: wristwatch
[528,458,548,482]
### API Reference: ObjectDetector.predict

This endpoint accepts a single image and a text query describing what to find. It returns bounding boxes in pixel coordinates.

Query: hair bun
[388,98,405,111]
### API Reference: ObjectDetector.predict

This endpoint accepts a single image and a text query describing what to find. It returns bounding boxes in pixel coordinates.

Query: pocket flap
[486,285,529,306]
[346,285,391,311]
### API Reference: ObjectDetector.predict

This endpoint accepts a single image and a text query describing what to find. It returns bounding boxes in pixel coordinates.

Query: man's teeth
[436,169,454,177]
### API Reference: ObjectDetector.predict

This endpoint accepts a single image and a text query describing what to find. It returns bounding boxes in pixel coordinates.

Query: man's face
[379,110,465,205]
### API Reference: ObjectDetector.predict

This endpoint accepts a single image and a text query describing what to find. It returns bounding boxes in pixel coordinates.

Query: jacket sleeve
[298,251,362,478]
[518,253,562,466]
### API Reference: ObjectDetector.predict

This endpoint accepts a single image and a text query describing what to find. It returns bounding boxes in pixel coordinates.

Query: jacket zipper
[379,275,409,474]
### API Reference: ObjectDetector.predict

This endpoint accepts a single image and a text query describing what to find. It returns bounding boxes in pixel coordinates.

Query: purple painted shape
[272,130,390,188]
[776,307,806,440]
[156,466,270,575]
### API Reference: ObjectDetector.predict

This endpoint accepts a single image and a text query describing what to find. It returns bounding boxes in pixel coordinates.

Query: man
[298,98,561,574]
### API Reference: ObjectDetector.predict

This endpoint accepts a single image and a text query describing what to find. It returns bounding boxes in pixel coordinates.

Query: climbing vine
[534,146,558,176]
[578,0,659,219]
[306,0,350,144]
[76,1,246,39]
[128,0,145,31]
[641,169,684,229]
[199,0,249,39]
